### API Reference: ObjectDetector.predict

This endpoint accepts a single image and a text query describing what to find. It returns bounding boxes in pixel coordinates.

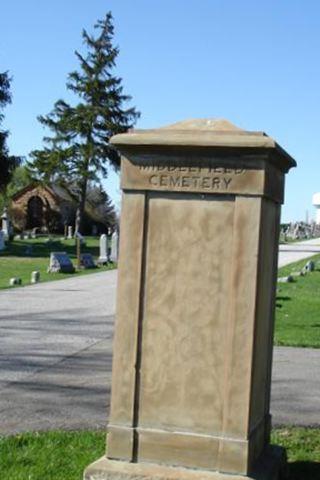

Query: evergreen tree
[29,12,140,232]
[86,184,117,227]
[0,72,21,191]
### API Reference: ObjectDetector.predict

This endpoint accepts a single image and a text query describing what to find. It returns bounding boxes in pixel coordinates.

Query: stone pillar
[84,119,296,480]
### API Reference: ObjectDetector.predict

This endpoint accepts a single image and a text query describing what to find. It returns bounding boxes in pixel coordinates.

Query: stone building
[11,183,115,234]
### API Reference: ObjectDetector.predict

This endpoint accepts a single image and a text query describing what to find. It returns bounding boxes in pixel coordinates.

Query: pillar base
[84,446,287,480]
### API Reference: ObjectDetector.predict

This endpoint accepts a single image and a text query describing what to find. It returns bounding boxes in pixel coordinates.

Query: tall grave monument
[84,119,296,480]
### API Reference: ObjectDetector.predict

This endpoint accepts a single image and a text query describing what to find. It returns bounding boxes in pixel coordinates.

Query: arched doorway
[27,196,44,229]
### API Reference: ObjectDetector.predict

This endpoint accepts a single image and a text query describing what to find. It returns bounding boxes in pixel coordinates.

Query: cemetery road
[278,237,320,267]
[0,255,319,434]
[0,270,116,433]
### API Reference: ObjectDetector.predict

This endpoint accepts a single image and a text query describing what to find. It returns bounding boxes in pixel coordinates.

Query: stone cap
[110,119,296,173]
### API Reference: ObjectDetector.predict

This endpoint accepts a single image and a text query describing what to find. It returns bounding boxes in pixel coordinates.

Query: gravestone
[9,277,22,286]
[1,207,10,239]
[0,231,5,251]
[98,234,108,264]
[84,119,296,480]
[305,260,315,272]
[31,227,39,239]
[67,225,73,239]
[80,253,96,269]
[277,275,294,283]
[48,252,75,273]
[31,271,40,283]
[110,231,118,262]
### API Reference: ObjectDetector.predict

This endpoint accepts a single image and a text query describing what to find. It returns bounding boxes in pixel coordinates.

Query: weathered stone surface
[84,446,286,480]
[84,119,295,480]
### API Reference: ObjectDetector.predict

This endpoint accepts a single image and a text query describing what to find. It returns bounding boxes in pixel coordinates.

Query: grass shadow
[277,296,291,301]
[276,296,291,309]
[0,239,99,259]
[288,461,320,480]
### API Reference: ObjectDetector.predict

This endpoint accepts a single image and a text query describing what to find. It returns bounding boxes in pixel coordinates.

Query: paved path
[0,272,116,433]
[0,241,320,434]
[278,237,320,267]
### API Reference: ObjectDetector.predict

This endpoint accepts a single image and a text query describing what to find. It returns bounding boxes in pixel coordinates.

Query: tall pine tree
[29,12,140,232]
[0,72,21,191]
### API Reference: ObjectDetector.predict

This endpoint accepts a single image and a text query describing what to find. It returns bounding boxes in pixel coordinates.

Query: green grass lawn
[0,236,115,290]
[0,430,105,480]
[0,428,318,480]
[271,428,320,480]
[275,254,320,348]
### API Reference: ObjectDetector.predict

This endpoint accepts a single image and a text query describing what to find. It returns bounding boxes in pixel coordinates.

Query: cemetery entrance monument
[84,119,296,480]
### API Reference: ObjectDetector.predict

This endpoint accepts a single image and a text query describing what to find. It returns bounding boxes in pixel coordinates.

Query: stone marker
[80,253,96,269]
[48,252,75,273]
[9,277,22,286]
[67,225,73,239]
[1,207,10,239]
[277,275,294,283]
[0,230,5,251]
[98,234,108,264]
[305,260,315,272]
[110,230,118,262]
[84,119,296,480]
[31,271,40,283]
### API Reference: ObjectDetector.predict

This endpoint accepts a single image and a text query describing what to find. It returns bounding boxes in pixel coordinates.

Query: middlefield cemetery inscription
[120,155,282,200]
[138,165,245,190]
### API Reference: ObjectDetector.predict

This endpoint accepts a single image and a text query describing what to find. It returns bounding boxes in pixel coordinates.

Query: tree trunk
[75,177,88,235]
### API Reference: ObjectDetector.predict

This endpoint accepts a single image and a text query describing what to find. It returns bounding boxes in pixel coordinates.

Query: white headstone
[98,234,108,264]
[9,277,22,286]
[1,208,10,238]
[0,231,5,251]
[48,252,75,273]
[110,231,118,263]
[31,271,40,283]
[67,225,73,239]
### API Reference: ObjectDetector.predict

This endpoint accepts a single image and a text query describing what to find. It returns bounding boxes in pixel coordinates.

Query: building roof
[11,182,111,225]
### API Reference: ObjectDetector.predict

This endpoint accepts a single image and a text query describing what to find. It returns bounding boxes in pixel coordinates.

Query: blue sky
[1,0,320,221]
